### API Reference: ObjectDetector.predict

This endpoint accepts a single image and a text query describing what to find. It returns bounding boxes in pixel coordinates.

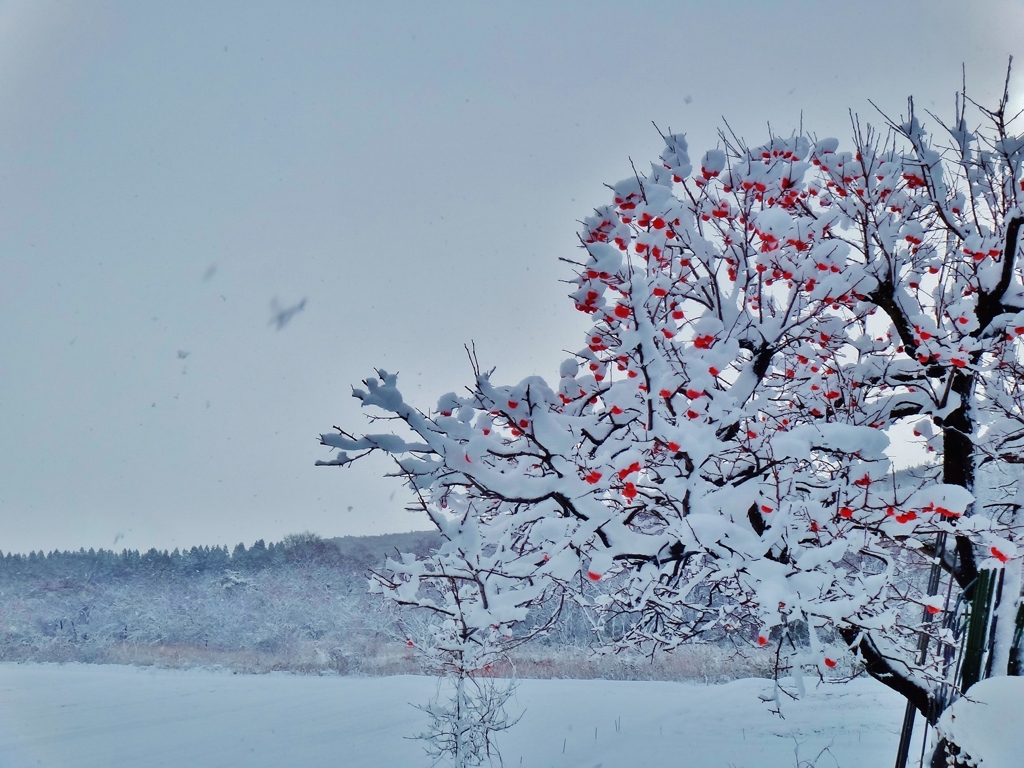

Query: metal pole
[893,699,917,768]
[894,532,948,768]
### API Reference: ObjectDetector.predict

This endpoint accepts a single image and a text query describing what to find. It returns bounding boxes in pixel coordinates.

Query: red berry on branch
[991,547,1010,563]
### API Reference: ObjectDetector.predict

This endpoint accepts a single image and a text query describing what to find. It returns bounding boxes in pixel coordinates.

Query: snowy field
[0,663,916,768]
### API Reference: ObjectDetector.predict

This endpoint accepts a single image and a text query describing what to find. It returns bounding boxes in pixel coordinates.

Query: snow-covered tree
[321,72,1024,767]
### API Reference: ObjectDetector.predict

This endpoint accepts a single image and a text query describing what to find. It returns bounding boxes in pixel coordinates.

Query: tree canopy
[322,72,1024,767]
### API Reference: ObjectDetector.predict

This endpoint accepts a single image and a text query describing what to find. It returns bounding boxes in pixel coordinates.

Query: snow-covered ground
[0,663,913,767]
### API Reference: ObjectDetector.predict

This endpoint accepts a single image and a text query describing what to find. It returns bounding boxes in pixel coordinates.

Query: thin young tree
[371,534,554,767]
[321,70,1024,767]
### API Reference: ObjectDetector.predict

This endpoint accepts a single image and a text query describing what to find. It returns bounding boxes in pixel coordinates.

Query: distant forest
[5,539,303,578]
[0,531,439,580]
[0,531,441,674]
[0,530,772,681]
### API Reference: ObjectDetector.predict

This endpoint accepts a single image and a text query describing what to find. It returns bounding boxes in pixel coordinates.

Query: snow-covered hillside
[0,663,911,767]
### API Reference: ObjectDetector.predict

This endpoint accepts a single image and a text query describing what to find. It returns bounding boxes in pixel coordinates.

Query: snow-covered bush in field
[368,525,561,767]
[324,71,1024,765]
[413,674,521,768]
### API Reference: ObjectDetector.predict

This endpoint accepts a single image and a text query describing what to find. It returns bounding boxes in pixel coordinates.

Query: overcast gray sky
[1,0,1021,554]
